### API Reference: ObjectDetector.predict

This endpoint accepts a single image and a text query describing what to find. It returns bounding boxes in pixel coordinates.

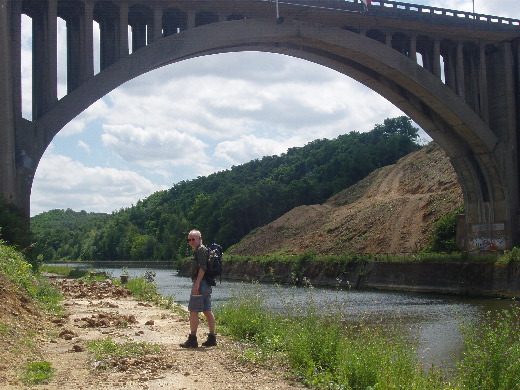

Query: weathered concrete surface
[201,260,520,298]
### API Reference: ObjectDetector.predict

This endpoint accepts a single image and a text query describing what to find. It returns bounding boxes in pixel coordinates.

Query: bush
[425,208,463,253]
[499,247,520,264]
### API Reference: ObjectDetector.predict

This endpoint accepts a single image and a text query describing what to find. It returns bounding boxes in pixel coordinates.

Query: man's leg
[190,310,200,333]
[201,310,217,347]
[203,310,215,332]
[180,310,200,348]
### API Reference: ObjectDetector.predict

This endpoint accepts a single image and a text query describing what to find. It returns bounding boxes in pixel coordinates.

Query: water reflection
[50,264,514,368]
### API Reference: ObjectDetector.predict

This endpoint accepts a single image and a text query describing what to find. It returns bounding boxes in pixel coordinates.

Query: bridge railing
[369,0,520,27]
[263,0,520,30]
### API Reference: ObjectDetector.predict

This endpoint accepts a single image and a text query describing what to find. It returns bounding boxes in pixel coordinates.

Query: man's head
[187,229,202,249]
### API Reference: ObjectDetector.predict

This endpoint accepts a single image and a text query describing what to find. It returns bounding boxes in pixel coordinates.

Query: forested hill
[31,116,420,262]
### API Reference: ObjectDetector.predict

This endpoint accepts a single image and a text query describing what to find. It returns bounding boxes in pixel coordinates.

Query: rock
[71,344,85,352]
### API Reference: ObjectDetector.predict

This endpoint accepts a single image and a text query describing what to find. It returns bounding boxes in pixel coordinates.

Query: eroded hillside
[229,143,463,255]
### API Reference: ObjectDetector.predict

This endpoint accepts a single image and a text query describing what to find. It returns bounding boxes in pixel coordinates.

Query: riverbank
[180,259,520,299]
[1,276,304,390]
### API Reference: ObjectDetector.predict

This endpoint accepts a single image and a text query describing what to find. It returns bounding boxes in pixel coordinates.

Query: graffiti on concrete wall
[470,236,506,251]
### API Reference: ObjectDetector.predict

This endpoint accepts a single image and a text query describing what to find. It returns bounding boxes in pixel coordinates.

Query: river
[52,263,516,369]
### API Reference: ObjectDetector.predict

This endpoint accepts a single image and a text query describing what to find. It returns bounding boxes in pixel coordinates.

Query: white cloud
[77,141,91,154]
[101,124,209,167]
[31,153,167,216]
[215,135,290,165]
[60,99,110,136]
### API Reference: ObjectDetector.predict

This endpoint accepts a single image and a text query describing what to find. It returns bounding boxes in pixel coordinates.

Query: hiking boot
[201,333,217,347]
[179,334,198,348]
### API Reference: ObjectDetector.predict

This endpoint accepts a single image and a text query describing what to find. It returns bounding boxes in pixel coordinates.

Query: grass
[86,336,162,370]
[118,275,180,314]
[225,250,507,267]
[215,283,520,390]
[20,361,55,385]
[1,241,64,315]
[457,304,520,390]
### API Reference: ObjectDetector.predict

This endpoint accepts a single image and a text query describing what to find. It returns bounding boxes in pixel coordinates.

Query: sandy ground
[1,278,305,390]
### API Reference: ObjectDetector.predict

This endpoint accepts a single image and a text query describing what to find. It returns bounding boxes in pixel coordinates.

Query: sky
[26,0,520,216]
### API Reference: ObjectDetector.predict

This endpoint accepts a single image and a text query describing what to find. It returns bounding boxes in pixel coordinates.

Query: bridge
[1,0,520,251]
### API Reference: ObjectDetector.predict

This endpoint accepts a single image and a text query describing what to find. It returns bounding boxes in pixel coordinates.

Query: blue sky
[27,0,520,216]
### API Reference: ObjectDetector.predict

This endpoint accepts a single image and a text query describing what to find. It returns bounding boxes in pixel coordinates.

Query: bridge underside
[2,1,519,251]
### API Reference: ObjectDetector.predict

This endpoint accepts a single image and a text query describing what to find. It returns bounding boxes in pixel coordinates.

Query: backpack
[206,243,223,284]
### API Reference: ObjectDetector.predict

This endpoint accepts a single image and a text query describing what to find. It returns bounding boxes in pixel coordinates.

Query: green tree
[31,116,421,259]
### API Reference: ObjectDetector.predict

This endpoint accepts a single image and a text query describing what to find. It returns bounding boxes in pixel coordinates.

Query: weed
[124,276,158,301]
[86,337,162,370]
[20,361,55,385]
[216,284,520,390]
[457,303,520,390]
[1,242,64,315]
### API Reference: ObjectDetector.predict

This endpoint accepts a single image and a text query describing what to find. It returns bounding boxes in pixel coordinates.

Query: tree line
[29,116,420,262]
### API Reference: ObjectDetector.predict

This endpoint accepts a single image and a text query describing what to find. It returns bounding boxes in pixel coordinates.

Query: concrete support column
[10,0,22,118]
[501,41,517,144]
[500,42,519,248]
[66,2,95,91]
[33,0,58,119]
[131,18,147,51]
[445,50,457,91]
[119,4,129,57]
[187,11,196,28]
[464,49,479,112]
[99,10,117,69]
[478,41,489,124]
[385,31,392,47]
[66,14,81,92]
[151,7,163,42]
[83,1,94,79]
[0,0,17,205]
[409,33,417,62]
[433,39,441,79]
[456,41,465,99]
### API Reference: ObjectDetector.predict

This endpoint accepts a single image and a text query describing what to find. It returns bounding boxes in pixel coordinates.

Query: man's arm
[192,266,206,295]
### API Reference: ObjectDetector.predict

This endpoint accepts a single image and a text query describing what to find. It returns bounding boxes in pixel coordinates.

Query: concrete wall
[206,260,520,298]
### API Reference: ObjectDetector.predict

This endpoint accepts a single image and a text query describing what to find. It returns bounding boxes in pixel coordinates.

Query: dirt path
[3,278,305,390]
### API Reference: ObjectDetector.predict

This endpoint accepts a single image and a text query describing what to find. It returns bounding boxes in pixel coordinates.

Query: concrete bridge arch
[2,1,519,251]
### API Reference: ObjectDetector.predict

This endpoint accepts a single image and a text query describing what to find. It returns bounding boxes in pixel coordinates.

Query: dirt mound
[229,143,463,256]
[0,274,50,386]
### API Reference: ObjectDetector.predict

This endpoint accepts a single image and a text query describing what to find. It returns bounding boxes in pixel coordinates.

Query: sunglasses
[187,238,197,242]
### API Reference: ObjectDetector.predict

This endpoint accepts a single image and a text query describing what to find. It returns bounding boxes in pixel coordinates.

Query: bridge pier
[0,0,40,220]
[0,0,20,211]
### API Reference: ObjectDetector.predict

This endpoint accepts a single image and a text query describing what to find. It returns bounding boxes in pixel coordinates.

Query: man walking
[179,229,217,348]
